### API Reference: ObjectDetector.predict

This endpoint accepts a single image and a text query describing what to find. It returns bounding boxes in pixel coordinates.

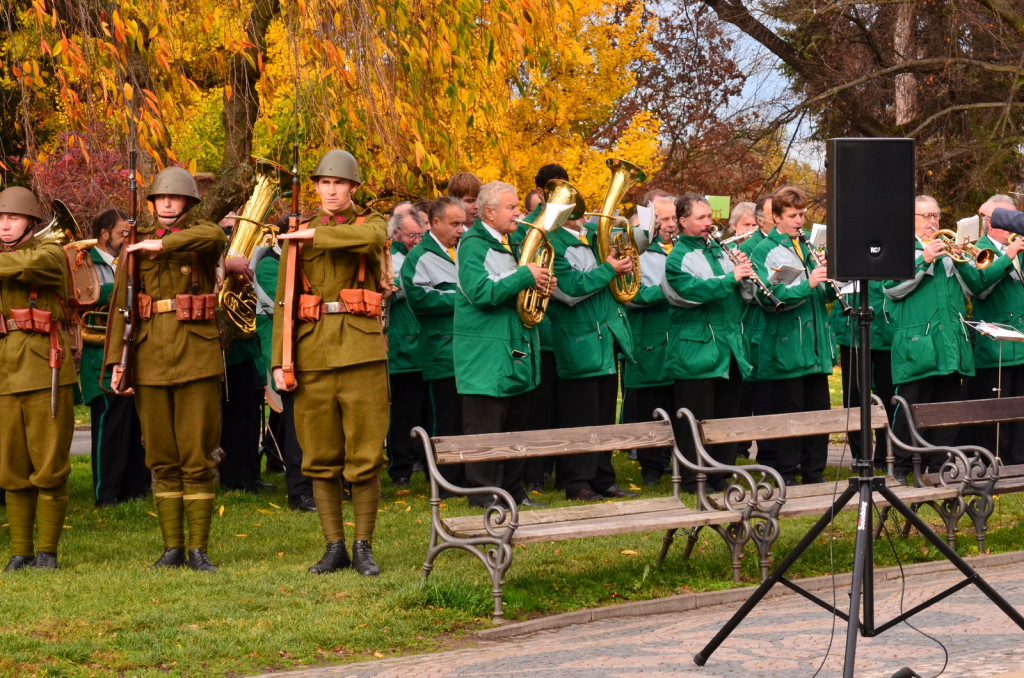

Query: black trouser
[750,381,777,466]
[556,374,619,495]
[524,351,557,486]
[673,360,742,492]
[961,365,1024,464]
[462,392,532,504]
[219,359,263,492]
[428,376,464,486]
[839,346,896,466]
[89,392,148,505]
[893,373,964,475]
[626,384,673,479]
[387,370,430,482]
[278,391,312,501]
[769,374,831,484]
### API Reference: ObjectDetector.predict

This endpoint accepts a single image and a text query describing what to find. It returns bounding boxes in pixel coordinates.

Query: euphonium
[592,158,647,303]
[516,179,586,328]
[932,228,996,269]
[35,199,93,249]
[219,160,284,337]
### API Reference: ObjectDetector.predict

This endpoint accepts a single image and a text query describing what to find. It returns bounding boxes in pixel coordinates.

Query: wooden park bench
[885,395,1024,550]
[413,408,784,621]
[673,401,963,564]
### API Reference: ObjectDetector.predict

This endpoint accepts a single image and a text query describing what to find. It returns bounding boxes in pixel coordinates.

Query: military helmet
[146,166,201,205]
[0,186,44,221]
[310,149,361,184]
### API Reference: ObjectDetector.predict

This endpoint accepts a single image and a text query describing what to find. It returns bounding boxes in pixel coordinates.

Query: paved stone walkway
[260,552,1024,678]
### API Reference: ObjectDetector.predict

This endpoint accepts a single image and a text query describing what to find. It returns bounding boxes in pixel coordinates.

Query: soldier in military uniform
[104,167,226,571]
[0,186,77,571]
[271,149,390,576]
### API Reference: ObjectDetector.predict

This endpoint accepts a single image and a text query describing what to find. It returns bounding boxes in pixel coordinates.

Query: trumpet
[795,231,853,316]
[515,179,586,328]
[931,228,996,269]
[709,226,785,312]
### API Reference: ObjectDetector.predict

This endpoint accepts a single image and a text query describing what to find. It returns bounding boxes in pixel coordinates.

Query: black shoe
[34,552,58,569]
[4,555,34,572]
[467,493,498,508]
[257,479,275,489]
[95,498,119,508]
[308,540,350,574]
[289,495,317,512]
[519,497,546,508]
[642,471,662,486]
[152,547,186,568]
[524,481,544,494]
[392,477,410,487]
[187,549,217,572]
[352,540,380,576]
[802,474,826,485]
[567,488,604,502]
[601,485,638,499]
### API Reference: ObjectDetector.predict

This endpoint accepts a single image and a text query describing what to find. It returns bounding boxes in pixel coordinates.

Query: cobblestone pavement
[260,553,1024,678]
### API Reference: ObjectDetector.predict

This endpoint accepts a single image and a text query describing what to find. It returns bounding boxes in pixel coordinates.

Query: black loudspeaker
[826,137,916,281]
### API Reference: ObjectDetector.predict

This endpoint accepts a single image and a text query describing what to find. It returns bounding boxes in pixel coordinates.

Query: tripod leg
[843,481,876,678]
[694,484,858,666]
[880,484,1024,630]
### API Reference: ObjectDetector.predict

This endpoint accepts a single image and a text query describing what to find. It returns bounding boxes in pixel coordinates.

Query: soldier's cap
[0,186,44,221]
[146,166,201,205]
[310,149,361,185]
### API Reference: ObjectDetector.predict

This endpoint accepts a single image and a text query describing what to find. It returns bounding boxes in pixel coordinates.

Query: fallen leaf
[394,500,408,505]
[277,552,284,557]
[218,505,226,517]
[269,502,281,509]
[235,534,248,538]
[373,651,384,658]
[345,521,355,527]
[257,509,272,515]
[396,489,411,497]
[147,512,158,518]
[620,550,638,556]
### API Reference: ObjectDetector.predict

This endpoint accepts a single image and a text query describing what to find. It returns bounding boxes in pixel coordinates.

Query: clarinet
[796,231,853,316]
[708,228,786,312]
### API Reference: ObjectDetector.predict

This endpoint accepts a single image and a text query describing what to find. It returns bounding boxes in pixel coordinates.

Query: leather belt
[5,319,64,332]
[153,298,178,313]
[322,301,347,314]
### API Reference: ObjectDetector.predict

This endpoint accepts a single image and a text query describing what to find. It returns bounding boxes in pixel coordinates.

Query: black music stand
[693,289,1024,677]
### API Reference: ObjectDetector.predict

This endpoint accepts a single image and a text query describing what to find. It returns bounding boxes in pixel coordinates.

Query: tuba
[219,159,284,337]
[516,179,587,328]
[592,158,647,303]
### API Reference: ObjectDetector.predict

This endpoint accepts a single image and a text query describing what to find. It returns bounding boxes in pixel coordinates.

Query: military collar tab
[320,214,348,225]
[154,226,182,238]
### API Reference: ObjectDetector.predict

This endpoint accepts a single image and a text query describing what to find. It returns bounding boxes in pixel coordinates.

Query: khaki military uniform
[0,238,76,558]
[104,213,226,551]
[271,204,389,543]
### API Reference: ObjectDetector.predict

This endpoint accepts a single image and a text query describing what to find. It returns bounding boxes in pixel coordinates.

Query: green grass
[2,453,1024,677]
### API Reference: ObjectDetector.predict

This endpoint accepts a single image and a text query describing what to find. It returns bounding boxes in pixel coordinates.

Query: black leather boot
[4,555,34,572]
[308,540,350,574]
[187,549,218,572]
[352,540,380,576]
[152,547,186,568]
[33,552,58,569]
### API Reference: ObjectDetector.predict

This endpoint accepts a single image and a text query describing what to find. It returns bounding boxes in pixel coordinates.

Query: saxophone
[592,158,647,304]
[516,179,586,328]
[219,160,283,337]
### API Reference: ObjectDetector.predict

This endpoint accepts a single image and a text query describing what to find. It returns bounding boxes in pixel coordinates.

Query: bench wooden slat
[433,420,674,465]
[912,396,1024,429]
[701,404,889,445]
[444,504,741,544]
[772,485,959,519]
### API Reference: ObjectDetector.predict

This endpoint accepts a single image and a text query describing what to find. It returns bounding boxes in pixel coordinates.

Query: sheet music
[635,204,655,235]
[957,215,981,244]
[768,264,803,285]
[810,223,827,249]
[965,319,1024,342]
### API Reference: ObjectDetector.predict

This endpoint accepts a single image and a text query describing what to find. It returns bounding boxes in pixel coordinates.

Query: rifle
[279,142,300,389]
[111,149,140,394]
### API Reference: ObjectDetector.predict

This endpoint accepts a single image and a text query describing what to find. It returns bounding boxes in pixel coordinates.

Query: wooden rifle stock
[112,150,139,394]
[279,143,300,389]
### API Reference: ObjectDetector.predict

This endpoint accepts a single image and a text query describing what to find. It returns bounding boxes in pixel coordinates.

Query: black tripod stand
[694,290,1024,677]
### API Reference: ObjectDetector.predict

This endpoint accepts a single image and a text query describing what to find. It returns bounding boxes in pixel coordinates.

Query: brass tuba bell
[34,199,93,248]
[591,158,647,303]
[219,159,285,337]
[515,179,587,328]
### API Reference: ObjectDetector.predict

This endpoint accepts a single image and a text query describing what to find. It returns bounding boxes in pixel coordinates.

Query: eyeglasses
[915,213,940,220]
[398,230,424,241]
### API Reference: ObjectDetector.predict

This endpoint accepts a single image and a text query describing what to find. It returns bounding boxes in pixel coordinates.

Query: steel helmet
[146,166,201,205]
[310,149,361,184]
[0,186,44,221]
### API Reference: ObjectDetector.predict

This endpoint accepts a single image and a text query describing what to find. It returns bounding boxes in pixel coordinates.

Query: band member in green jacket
[662,194,755,492]
[105,167,226,571]
[547,215,637,501]
[957,194,1024,463]
[453,181,548,508]
[272,149,390,576]
[884,195,980,478]
[749,186,836,486]
[0,186,77,571]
